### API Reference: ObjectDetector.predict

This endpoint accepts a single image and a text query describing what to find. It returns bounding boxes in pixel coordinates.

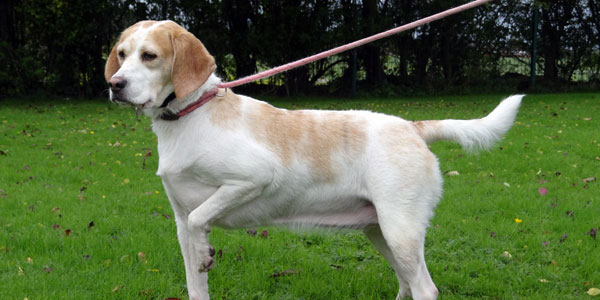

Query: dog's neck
[142,74,222,120]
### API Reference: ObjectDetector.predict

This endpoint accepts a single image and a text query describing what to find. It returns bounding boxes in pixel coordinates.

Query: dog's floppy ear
[171,30,216,99]
[104,43,120,82]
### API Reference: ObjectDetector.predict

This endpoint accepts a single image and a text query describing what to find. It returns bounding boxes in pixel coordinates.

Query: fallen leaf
[583,117,592,121]
[270,269,297,278]
[162,214,171,220]
[446,171,460,176]
[538,187,548,196]
[587,288,600,296]
[112,285,119,292]
[504,182,511,187]
[18,266,24,276]
[27,257,33,264]
[43,266,54,273]
[489,231,496,238]
[0,149,7,155]
[566,211,574,218]
[88,221,95,230]
[539,279,550,283]
[559,233,568,243]
[51,207,60,214]
[65,229,72,236]
[138,252,148,264]
[583,177,596,183]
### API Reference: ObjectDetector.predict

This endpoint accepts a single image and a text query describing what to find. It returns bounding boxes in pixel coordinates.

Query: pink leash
[218,0,493,89]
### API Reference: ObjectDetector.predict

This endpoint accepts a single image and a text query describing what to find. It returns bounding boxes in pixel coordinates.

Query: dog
[105,20,522,300]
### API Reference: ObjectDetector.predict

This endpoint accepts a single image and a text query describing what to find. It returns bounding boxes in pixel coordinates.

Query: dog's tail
[414,95,523,152]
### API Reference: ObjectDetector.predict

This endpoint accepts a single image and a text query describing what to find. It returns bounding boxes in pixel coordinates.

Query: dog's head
[105,20,216,108]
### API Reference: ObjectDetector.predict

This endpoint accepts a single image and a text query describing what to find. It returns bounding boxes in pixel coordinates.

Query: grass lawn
[1,93,599,299]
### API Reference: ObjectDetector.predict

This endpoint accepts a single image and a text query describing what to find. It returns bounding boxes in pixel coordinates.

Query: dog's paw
[199,256,214,272]
[197,245,216,272]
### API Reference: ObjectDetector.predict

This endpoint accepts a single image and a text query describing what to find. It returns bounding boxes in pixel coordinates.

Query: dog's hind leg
[369,201,439,300]
[364,225,412,299]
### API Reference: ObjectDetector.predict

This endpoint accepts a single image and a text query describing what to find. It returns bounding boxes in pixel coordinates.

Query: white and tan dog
[105,20,522,300]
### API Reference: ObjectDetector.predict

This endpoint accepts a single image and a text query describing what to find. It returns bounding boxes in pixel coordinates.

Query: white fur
[107,22,522,300]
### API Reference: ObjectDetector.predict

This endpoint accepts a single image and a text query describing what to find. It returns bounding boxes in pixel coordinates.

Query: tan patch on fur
[207,89,242,128]
[247,104,367,181]
[412,120,441,143]
[167,23,216,99]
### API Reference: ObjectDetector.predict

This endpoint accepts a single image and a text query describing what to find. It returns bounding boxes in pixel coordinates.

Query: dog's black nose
[108,76,127,93]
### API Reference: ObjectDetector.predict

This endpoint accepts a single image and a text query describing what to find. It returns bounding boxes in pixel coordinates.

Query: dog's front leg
[187,181,264,274]
[168,197,210,300]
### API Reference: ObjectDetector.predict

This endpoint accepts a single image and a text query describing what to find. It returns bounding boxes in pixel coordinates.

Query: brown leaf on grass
[139,288,152,297]
[489,231,497,238]
[138,252,148,264]
[43,266,54,273]
[51,207,60,214]
[65,229,72,236]
[559,233,568,243]
[270,269,298,278]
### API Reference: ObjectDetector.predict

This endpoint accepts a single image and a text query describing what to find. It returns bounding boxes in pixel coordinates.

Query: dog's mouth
[111,95,152,109]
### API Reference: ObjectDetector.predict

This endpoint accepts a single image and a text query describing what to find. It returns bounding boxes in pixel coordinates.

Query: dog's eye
[142,52,157,62]
[118,51,125,59]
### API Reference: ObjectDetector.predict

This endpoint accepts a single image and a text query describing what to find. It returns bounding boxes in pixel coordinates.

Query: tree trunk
[361,0,385,85]
[224,0,256,78]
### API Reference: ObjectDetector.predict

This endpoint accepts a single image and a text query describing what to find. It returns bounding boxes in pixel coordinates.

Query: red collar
[160,88,220,121]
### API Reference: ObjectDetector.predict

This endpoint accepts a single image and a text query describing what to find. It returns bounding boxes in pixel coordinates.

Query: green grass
[1,93,599,299]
